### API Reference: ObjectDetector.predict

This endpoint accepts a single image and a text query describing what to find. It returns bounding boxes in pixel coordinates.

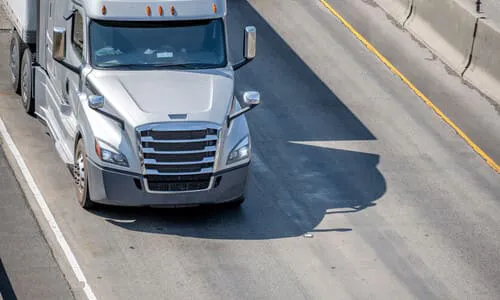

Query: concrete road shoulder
[0,143,74,300]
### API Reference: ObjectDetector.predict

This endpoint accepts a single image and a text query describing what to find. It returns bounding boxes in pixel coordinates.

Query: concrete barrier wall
[405,0,477,74]
[464,19,500,104]
[375,0,412,24]
[372,0,500,104]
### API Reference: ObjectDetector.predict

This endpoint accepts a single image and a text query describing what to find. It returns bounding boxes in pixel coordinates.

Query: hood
[87,69,234,127]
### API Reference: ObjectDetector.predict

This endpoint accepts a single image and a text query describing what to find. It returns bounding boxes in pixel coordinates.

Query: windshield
[89,19,227,69]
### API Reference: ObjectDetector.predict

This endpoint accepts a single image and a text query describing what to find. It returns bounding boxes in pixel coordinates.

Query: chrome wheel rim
[21,60,29,105]
[74,152,85,194]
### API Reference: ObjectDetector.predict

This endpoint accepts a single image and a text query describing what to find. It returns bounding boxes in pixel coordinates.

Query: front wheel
[20,49,35,115]
[74,139,95,209]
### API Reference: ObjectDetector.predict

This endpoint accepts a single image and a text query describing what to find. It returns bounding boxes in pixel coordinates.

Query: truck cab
[7,0,260,208]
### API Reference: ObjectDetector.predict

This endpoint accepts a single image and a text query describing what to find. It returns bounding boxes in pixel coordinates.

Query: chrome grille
[142,139,217,152]
[137,123,219,193]
[146,174,212,192]
[143,151,217,163]
[140,128,218,140]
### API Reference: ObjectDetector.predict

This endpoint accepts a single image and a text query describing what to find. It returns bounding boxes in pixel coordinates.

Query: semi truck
[3,0,260,208]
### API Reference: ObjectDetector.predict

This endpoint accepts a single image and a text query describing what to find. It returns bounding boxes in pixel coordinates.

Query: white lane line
[0,118,97,300]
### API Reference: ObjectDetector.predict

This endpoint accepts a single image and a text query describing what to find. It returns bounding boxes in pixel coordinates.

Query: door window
[72,11,84,61]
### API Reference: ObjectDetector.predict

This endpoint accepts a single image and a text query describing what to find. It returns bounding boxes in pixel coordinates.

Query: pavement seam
[319,0,500,174]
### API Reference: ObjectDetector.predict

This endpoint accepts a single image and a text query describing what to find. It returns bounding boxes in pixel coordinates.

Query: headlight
[227,136,250,165]
[95,139,129,167]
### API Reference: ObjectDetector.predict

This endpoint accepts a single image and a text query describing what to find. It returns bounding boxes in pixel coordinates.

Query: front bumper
[87,159,249,207]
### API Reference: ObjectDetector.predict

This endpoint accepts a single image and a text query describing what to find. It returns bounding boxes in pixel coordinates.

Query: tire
[20,49,35,115]
[10,30,25,94]
[74,139,96,209]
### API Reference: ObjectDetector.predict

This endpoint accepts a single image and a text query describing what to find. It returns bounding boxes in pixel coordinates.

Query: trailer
[4,0,260,208]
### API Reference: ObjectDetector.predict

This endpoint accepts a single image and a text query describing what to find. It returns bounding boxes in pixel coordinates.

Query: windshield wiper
[97,63,151,69]
[96,63,221,70]
[152,63,220,69]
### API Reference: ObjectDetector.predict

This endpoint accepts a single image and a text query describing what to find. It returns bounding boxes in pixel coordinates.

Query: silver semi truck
[4,0,260,208]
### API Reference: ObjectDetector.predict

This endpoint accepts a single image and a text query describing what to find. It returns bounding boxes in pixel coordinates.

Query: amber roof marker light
[170,5,176,16]
[146,5,152,16]
[158,5,164,16]
[212,3,217,13]
[101,5,107,15]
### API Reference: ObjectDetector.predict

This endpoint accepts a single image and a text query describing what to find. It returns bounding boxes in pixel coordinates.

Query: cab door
[52,4,86,162]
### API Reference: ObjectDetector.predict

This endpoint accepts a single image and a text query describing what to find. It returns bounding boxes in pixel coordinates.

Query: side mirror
[233,26,257,71]
[244,26,257,60]
[88,95,104,109]
[52,27,67,62]
[243,91,260,107]
[227,91,261,126]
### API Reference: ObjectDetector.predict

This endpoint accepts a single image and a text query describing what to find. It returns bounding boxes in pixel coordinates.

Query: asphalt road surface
[0,1,499,300]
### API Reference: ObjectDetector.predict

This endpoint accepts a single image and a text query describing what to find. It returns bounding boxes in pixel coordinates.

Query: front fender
[76,92,141,174]
[216,100,252,172]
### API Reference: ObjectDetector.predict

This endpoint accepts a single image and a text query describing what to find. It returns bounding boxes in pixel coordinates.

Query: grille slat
[146,174,212,182]
[141,128,217,140]
[138,124,219,193]
[144,157,215,165]
[146,181,211,192]
[143,140,217,152]
[141,135,218,143]
[145,169,213,176]
[144,151,216,163]
[142,146,216,155]
[145,163,214,174]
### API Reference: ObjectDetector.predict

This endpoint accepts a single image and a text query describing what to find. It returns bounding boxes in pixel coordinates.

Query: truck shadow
[93,0,386,240]
[0,259,17,300]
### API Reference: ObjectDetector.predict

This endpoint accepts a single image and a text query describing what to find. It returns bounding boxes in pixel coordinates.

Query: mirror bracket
[58,60,82,74]
[227,106,252,127]
[232,58,254,71]
[87,95,125,130]
[64,9,77,21]
[226,91,260,127]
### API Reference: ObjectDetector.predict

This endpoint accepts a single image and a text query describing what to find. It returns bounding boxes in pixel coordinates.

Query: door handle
[61,78,70,105]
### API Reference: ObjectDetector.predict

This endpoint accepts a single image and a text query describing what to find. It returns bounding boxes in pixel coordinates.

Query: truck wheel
[10,30,25,94]
[74,139,95,209]
[20,49,35,115]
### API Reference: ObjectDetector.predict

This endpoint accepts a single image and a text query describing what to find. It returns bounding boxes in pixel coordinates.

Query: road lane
[0,0,499,299]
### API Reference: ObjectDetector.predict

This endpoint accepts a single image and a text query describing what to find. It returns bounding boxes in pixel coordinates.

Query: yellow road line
[319,0,500,174]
